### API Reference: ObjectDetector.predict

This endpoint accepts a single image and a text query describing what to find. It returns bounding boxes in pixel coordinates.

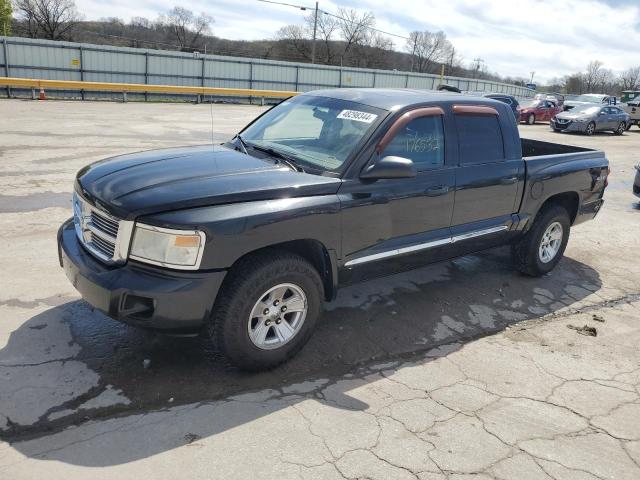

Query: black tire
[527,114,535,125]
[209,250,323,371]
[512,204,571,277]
[614,122,626,135]
[585,122,595,136]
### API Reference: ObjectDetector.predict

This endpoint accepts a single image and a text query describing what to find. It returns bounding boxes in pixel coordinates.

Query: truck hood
[76,145,342,220]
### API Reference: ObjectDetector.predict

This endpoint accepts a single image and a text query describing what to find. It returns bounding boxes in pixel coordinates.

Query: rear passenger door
[449,105,523,253]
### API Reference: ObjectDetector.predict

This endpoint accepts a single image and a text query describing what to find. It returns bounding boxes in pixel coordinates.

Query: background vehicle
[58,89,609,370]
[622,95,640,130]
[621,90,640,103]
[634,165,640,198]
[482,93,520,122]
[564,94,616,111]
[519,99,563,124]
[551,104,629,135]
[534,92,565,107]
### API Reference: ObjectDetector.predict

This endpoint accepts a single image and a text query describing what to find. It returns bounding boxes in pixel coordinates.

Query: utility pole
[530,71,535,83]
[311,1,319,64]
[409,34,417,72]
[473,58,484,77]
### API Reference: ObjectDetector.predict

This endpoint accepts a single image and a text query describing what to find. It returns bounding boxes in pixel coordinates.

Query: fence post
[79,45,85,100]
[405,74,409,88]
[372,71,376,88]
[249,62,253,105]
[338,68,342,88]
[144,52,149,102]
[3,37,10,98]
[199,54,205,104]
[295,65,299,92]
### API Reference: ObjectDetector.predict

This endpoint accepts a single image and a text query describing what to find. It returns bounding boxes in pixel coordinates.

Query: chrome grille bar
[72,192,134,265]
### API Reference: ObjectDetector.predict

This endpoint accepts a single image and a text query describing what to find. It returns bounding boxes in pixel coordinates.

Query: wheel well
[230,240,336,301]
[537,192,580,224]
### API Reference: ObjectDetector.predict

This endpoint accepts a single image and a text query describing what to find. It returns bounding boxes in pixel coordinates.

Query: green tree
[0,0,12,36]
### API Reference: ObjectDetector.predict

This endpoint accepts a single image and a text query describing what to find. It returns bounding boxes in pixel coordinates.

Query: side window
[455,115,505,165]
[382,115,445,170]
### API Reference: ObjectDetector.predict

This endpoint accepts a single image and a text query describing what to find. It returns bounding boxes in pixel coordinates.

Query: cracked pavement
[1,100,640,479]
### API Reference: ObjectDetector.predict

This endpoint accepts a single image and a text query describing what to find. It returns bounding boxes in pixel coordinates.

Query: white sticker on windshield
[337,110,378,123]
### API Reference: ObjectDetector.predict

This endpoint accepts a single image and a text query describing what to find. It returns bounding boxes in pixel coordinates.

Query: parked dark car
[483,93,520,121]
[519,99,563,124]
[551,104,629,135]
[634,165,640,198]
[58,89,609,370]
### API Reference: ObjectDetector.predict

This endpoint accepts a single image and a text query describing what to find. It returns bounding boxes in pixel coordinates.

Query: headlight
[129,223,206,270]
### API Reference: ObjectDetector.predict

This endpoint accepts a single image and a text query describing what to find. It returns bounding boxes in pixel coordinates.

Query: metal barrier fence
[0,36,535,102]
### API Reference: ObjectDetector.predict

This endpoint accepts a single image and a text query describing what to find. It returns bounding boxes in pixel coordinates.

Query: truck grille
[73,192,133,264]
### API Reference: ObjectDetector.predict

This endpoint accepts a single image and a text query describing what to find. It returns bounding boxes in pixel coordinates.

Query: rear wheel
[209,251,323,371]
[614,122,626,135]
[512,205,570,277]
[585,122,596,136]
[527,114,535,125]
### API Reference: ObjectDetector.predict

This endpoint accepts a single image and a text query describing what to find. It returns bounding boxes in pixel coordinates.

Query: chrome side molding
[345,225,509,267]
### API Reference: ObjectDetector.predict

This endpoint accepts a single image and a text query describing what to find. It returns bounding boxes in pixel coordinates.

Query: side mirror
[360,156,417,180]
[599,111,607,115]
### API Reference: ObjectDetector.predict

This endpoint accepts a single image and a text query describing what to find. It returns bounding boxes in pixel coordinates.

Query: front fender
[140,195,342,270]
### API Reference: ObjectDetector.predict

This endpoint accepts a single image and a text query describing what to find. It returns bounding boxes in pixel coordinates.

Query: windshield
[240,95,385,172]
[571,105,600,114]
[574,95,605,103]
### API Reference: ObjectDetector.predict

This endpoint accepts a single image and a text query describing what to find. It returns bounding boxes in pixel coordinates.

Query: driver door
[338,107,456,283]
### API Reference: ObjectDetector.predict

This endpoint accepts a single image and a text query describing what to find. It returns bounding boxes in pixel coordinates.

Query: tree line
[540,61,640,96]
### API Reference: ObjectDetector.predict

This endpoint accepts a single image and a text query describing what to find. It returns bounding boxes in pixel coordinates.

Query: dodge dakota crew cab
[58,89,609,370]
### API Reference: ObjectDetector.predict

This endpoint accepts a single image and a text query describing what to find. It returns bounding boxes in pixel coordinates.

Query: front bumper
[550,119,587,132]
[58,218,226,333]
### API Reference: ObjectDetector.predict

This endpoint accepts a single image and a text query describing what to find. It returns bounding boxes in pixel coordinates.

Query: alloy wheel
[247,283,308,350]
[539,222,563,263]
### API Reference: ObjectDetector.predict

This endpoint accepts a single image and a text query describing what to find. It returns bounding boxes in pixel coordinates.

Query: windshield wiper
[246,143,305,173]
[232,134,249,155]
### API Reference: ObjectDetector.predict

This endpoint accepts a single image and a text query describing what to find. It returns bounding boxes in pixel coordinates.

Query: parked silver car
[551,104,629,136]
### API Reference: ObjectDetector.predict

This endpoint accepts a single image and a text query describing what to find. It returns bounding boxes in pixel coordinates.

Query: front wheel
[614,122,626,135]
[585,122,596,136]
[209,251,323,371]
[512,205,570,277]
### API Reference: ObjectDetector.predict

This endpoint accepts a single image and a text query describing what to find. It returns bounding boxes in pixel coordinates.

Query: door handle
[500,176,518,185]
[425,185,449,196]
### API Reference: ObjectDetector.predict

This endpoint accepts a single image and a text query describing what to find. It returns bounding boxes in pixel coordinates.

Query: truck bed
[521,138,593,158]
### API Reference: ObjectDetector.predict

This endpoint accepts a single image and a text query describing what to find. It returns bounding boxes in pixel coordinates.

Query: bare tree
[159,7,213,51]
[276,24,312,61]
[336,8,375,65]
[405,30,452,74]
[306,12,338,64]
[583,60,607,92]
[14,0,81,40]
[619,66,640,91]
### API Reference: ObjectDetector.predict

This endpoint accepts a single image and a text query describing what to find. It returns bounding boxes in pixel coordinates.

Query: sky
[74,0,640,84]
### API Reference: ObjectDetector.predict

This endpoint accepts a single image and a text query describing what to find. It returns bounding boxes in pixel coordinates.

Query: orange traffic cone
[38,87,46,100]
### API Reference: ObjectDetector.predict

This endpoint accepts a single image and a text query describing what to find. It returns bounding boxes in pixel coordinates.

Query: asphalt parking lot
[1,99,640,479]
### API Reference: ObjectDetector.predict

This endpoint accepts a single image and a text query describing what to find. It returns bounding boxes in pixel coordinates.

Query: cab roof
[302,88,504,111]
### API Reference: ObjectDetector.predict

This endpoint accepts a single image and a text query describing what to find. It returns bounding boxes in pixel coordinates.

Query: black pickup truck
[58,89,609,370]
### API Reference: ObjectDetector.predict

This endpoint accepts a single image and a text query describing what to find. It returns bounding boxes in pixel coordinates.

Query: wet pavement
[1,100,640,478]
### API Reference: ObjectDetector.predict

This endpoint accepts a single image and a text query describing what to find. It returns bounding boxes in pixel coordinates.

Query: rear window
[455,115,505,165]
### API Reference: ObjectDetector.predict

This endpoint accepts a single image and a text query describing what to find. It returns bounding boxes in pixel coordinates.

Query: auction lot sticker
[337,110,378,123]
